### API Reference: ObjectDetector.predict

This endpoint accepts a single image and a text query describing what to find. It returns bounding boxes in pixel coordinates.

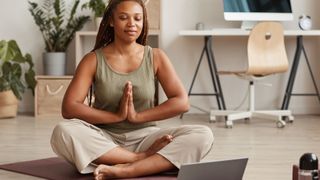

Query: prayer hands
[118,81,140,123]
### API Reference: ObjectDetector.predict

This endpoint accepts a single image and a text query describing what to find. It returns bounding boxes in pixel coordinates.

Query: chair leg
[210,79,294,128]
[249,81,255,112]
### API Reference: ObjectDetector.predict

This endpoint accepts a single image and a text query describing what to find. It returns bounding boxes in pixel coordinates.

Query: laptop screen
[177,158,248,180]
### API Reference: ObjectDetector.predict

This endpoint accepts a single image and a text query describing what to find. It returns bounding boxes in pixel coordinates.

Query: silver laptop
[177,158,248,180]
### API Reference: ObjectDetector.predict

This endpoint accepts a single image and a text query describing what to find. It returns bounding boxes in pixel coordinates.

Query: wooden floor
[0,114,319,180]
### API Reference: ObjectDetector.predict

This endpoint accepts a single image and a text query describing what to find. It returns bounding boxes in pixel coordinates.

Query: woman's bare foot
[94,164,117,180]
[93,136,175,179]
[94,152,175,180]
[135,135,173,161]
[145,135,173,156]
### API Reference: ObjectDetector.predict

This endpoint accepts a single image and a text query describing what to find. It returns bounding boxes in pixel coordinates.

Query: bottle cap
[299,153,318,170]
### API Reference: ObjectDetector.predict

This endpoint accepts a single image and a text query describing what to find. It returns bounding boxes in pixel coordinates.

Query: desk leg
[180,36,226,118]
[281,36,303,110]
[180,43,207,119]
[302,45,320,103]
[187,48,205,97]
[205,36,226,110]
[281,36,320,110]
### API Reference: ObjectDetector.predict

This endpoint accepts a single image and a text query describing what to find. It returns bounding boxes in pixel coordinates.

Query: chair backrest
[247,21,289,76]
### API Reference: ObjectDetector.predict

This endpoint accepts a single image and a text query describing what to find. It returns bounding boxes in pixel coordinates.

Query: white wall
[0,0,319,114]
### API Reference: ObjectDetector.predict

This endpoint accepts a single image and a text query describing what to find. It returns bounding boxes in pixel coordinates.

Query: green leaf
[25,69,36,95]
[29,0,90,52]
[2,61,12,75]
[0,77,10,92]
[11,63,22,79]
[82,0,107,17]
[10,76,25,100]
[0,40,24,62]
[25,53,34,68]
[0,40,36,99]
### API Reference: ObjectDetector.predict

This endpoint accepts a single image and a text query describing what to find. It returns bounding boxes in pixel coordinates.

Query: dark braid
[92,0,149,51]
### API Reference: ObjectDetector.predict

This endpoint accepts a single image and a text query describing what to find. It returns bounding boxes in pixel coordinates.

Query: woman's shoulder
[81,51,97,64]
[84,51,96,58]
[99,45,112,54]
[151,47,168,61]
[150,47,170,73]
[76,51,98,72]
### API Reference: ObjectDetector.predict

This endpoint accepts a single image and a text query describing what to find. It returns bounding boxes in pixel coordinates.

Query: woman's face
[111,1,144,43]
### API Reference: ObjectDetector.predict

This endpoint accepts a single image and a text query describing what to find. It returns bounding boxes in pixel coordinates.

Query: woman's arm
[128,48,189,123]
[61,52,126,124]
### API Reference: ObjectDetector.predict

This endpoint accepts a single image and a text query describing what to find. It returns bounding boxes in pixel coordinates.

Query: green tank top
[93,45,156,133]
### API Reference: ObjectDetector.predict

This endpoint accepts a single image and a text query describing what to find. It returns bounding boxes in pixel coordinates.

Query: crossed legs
[51,121,214,179]
[93,135,176,180]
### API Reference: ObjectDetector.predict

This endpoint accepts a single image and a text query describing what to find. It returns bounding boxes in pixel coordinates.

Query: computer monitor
[223,0,293,29]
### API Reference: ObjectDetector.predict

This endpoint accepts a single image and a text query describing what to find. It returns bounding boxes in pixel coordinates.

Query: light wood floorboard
[0,114,319,180]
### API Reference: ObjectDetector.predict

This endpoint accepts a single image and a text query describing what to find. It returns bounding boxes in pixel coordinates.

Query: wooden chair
[210,21,294,128]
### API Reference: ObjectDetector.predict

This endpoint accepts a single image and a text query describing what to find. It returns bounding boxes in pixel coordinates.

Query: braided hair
[92,0,149,51]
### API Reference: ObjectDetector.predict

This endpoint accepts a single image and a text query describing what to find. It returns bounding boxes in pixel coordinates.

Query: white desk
[179,28,320,111]
[180,28,320,36]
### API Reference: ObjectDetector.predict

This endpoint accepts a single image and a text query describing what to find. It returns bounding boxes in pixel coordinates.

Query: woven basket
[0,90,18,118]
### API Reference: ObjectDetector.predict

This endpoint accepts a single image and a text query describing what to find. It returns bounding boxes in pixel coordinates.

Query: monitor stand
[241,21,258,30]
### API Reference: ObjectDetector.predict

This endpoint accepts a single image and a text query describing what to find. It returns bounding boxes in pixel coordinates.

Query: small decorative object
[81,0,108,30]
[29,0,90,75]
[299,14,312,30]
[196,22,205,30]
[299,153,319,180]
[0,40,36,118]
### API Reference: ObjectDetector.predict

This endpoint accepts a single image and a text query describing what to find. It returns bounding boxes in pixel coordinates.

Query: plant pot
[43,52,66,76]
[95,17,103,30]
[0,90,18,118]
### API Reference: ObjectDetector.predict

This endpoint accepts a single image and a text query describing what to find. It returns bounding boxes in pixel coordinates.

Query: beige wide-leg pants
[50,119,214,174]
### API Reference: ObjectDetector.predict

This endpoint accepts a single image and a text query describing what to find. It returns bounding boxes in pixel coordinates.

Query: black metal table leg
[180,48,206,119]
[281,35,320,110]
[281,36,303,110]
[301,45,320,103]
[206,36,226,110]
[205,36,222,109]
[187,48,205,97]
[180,36,226,118]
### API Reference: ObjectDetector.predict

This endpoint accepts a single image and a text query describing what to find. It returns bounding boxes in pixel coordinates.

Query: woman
[50,0,214,179]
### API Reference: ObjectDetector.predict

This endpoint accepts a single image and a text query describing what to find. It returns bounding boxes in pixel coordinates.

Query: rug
[0,157,177,180]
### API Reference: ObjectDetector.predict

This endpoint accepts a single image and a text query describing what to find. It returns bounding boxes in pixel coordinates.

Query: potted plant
[0,40,36,118]
[29,0,90,75]
[81,0,108,30]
